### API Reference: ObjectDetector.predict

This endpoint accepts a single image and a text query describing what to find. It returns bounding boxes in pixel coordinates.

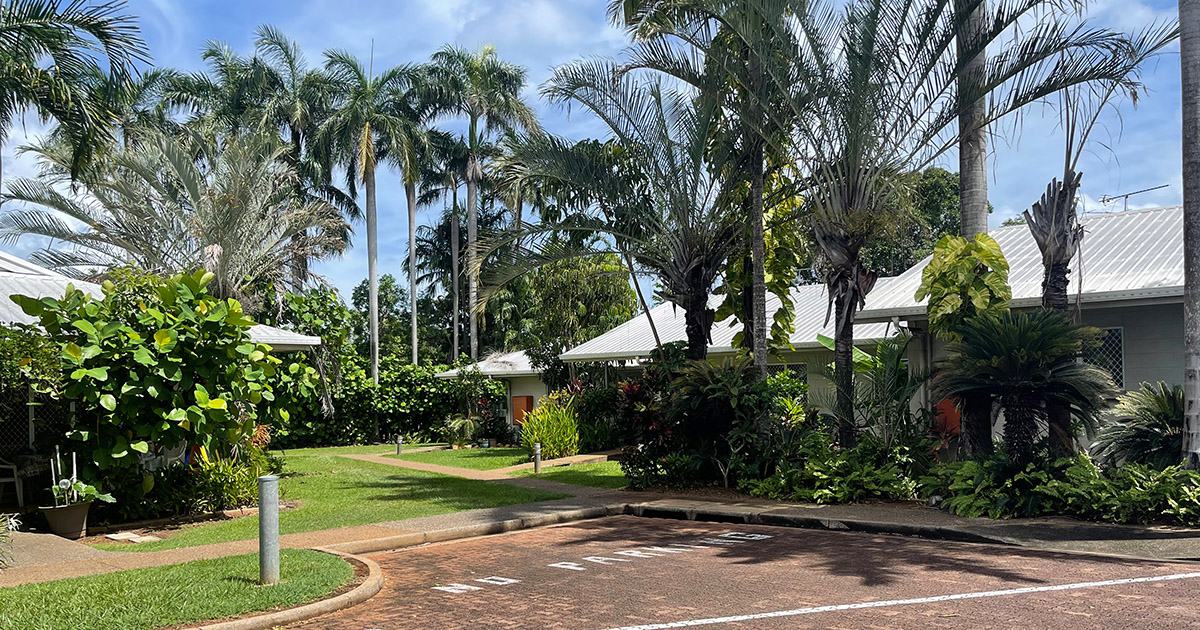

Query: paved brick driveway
[294,516,1200,629]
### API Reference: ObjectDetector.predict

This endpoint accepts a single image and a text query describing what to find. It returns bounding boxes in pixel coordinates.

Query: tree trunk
[451,187,461,363]
[467,157,479,360]
[1182,0,1200,469]
[956,0,989,238]
[749,140,768,380]
[682,290,714,361]
[1002,394,1040,467]
[833,290,857,448]
[1043,259,1075,455]
[365,161,380,441]
[406,180,419,365]
[962,394,994,456]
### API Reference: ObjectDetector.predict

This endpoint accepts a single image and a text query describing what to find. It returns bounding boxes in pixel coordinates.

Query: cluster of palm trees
[0,2,540,382]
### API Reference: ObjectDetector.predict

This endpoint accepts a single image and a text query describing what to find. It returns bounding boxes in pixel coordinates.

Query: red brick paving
[292,516,1200,630]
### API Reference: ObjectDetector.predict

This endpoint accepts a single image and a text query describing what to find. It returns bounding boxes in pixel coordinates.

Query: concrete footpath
[5,453,1200,589]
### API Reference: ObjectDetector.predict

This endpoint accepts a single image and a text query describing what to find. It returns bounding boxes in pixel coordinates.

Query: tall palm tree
[319,51,420,384]
[429,44,540,360]
[0,129,349,310]
[936,310,1116,466]
[956,0,989,238]
[1022,25,1176,455]
[0,0,148,188]
[1182,0,1200,470]
[417,133,469,359]
[480,64,739,361]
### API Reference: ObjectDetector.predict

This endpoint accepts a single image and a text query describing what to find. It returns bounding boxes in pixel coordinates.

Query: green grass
[94,455,564,552]
[387,446,530,470]
[511,461,628,489]
[0,549,351,630]
[272,443,443,457]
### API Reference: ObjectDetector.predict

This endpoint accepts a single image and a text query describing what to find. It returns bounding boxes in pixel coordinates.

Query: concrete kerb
[185,548,383,630]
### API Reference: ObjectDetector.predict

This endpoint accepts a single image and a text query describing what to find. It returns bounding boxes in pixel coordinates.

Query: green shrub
[740,433,916,504]
[576,386,621,451]
[1092,381,1184,469]
[520,400,580,461]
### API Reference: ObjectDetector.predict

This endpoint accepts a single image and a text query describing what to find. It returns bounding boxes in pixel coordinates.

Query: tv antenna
[1097,184,1169,212]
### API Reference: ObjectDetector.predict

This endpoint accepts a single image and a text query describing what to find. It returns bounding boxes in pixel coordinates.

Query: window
[1084,327,1124,389]
[766,363,808,382]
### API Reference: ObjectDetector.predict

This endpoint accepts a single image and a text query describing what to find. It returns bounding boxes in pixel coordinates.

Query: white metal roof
[857,205,1185,322]
[0,250,320,351]
[436,350,540,378]
[560,283,897,362]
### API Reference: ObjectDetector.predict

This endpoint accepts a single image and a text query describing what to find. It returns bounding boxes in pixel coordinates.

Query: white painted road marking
[603,571,1200,630]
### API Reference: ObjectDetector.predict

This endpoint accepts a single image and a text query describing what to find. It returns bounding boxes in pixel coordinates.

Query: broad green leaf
[63,343,83,361]
[99,394,117,411]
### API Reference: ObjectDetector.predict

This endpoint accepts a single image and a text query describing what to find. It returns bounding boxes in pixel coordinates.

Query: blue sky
[0,0,1185,299]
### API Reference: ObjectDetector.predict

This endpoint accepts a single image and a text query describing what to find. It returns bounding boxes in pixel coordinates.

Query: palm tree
[0,0,148,188]
[429,44,540,360]
[1093,382,1185,469]
[417,133,469,359]
[0,129,349,310]
[936,310,1116,466]
[319,51,420,384]
[1184,0,1200,470]
[481,63,739,361]
[956,0,990,238]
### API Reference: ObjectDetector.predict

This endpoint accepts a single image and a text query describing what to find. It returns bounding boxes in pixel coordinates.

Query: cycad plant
[935,310,1117,466]
[1093,382,1185,469]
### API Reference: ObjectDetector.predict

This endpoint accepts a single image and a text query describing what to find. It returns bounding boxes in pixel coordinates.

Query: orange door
[511,396,534,425]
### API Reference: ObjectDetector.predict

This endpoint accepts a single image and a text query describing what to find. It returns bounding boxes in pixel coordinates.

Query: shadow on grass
[547,516,1156,588]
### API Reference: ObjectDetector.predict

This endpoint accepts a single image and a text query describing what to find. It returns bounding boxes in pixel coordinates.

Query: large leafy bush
[520,398,580,461]
[14,271,288,473]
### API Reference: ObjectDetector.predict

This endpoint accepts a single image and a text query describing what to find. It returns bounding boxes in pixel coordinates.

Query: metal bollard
[396,435,403,455]
[534,442,542,474]
[258,475,280,585]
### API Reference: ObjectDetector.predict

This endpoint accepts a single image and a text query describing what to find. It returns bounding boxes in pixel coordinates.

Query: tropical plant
[916,234,1012,342]
[429,44,540,360]
[0,0,148,187]
[0,513,17,568]
[934,310,1117,466]
[12,270,288,474]
[320,51,421,385]
[1093,382,1185,469]
[520,398,580,461]
[0,129,349,312]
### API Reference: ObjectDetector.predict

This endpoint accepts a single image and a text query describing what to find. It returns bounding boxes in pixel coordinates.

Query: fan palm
[1093,382,1185,469]
[935,310,1117,466]
[429,44,540,359]
[0,129,349,310]
[319,51,420,383]
[0,0,148,187]
[480,62,739,361]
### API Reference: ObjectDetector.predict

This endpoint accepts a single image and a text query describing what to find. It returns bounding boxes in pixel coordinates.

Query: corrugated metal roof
[561,283,897,362]
[0,252,320,350]
[858,205,1185,322]
[436,350,539,378]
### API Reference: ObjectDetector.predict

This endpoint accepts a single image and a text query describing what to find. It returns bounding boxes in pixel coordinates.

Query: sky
[0,0,1185,299]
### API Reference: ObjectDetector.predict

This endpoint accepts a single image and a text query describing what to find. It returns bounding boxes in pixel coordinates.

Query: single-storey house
[441,205,1183,425]
[436,351,546,425]
[858,205,1184,408]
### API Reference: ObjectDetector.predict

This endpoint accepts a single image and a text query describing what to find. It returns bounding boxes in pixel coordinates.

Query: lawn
[94,455,564,552]
[0,549,351,630]
[387,446,530,470]
[510,461,628,489]
[272,443,444,457]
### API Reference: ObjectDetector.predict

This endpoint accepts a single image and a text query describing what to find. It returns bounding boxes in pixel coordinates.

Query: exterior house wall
[1080,302,1183,389]
[505,375,549,425]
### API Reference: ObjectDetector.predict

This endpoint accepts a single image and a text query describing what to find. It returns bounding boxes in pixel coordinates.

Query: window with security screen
[1084,327,1124,389]
[766,363,808,382]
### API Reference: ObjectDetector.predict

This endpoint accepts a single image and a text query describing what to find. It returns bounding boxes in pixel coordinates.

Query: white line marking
[603,571,1200,630]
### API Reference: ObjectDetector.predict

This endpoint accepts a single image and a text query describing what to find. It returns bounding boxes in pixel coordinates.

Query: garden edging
[185,548,383,630]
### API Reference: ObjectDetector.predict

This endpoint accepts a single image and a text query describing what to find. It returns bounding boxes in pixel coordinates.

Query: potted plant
[40,451,114,539]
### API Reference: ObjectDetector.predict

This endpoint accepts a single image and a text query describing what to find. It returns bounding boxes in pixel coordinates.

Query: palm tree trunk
[749,140,769,380]
[467,162,479,361]
[962,394,994,456]
[1002,393,1040,467]
[406,180,419,365]
[1044,259,1075,455]
[833,290,857,448]
[451,188,461,362]
[682,288,713,361]
[1181,0,1200,470]
[365,160,380,441]
[956,0,989,238]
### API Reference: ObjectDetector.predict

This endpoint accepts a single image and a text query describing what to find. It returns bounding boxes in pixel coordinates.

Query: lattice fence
[1084,327,1125,390]
[0,389,74,456]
